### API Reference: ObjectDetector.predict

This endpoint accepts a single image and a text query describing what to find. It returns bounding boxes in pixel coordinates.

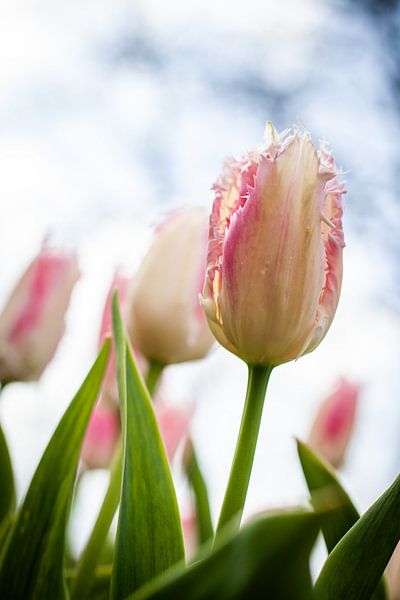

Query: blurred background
[0,0,399,564]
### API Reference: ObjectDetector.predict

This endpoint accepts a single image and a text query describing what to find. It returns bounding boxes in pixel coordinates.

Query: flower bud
[155,401,193,461]
[127,208,214,364]
[0,246,79,383]
[201,123,346,366]
[82,405,120,469]
[97,270,130,406]
[308,379,359,468]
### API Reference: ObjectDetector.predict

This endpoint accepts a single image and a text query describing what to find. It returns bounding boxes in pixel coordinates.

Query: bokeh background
[0,0,399,565]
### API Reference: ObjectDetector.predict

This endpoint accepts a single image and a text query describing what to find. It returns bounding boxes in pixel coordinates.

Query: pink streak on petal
[8,252,71,342]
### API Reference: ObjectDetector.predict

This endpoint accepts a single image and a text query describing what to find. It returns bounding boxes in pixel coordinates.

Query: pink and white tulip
[0,246,79,384]
[201,123,346,366]
[308,379,359,468]
[82,404,120,469]
[127,208,214,364]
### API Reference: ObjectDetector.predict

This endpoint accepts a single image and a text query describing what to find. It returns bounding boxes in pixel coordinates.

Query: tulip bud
[97,271,130,406]
[182,509,198,559]
[155,401,193,461]
[82,405,120,469]
[308,379,359,468]
[0,246,79,384]
[201,123,346,367]
[127,208,214,364]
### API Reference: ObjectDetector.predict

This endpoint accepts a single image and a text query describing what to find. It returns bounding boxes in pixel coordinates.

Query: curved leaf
[132,509,320,600]
[297,440,387,599]
[110,294,185,600]
[314,473,400,599]
[0,341,110,600]
[0,422,15,527]
[297,440,359,552]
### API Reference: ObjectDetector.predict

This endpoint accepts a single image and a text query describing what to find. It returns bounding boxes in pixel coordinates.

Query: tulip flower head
[0,246,79,384]
[201,123,346,367]
[308,379,359,468]
[127,207,214,364]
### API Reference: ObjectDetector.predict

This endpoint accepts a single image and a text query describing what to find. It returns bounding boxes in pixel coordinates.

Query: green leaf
[110,294,185,600]
[297,440,359,553]
[132,509,320,600]
[297,440,387,599]
[0,341,110,600]
[0,422,16,530]
[314,473,400,600]
[184,440,214,546]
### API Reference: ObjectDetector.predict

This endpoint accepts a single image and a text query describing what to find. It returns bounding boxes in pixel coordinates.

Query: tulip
[201,123,345,367]
[82,405,120,469]
[155,401,193,461]
[308,379,359,468]
[208,123,347,539]
[127,208,214,365]
[0,246,79,384]
[97,271,131,406]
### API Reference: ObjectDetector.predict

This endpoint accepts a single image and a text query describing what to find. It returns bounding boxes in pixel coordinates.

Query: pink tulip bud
[0,246,79,383]
[155,401,193,461]
[182,509,198,559]
[97,271,130,405]
[308,379,359,468]
[127,207,214,364]
[200,123,346,367]
[81,404,120,469]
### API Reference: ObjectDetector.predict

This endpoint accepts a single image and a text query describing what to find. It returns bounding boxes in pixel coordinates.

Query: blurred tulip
[182,509,198,559]
[82,404,120,469]
[0,246,79,384]
[201,123,346,367]
[308,379,359,468]
[97,270,131,406]
[155,401,193,461]
[127,207,214,364]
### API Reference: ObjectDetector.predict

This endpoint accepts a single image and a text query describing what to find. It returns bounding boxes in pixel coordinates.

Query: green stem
[185,441,214,545]
[71,445,123,599]
[215,364,273,540]
[146,359,165,397]
[71,363,165,599]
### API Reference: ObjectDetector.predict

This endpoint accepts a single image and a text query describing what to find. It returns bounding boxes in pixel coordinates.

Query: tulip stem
[71,364,164,599]
[215,364,273,540]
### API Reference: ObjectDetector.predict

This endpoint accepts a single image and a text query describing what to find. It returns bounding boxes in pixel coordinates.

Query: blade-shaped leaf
[0,341,110,600]
[110,294,185,600]
[0,422,15,527]
[297,440,359,552]
[314,473,400,599]
[132,509,320,600]
[297,440,387,599]
[185,440,214,545]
